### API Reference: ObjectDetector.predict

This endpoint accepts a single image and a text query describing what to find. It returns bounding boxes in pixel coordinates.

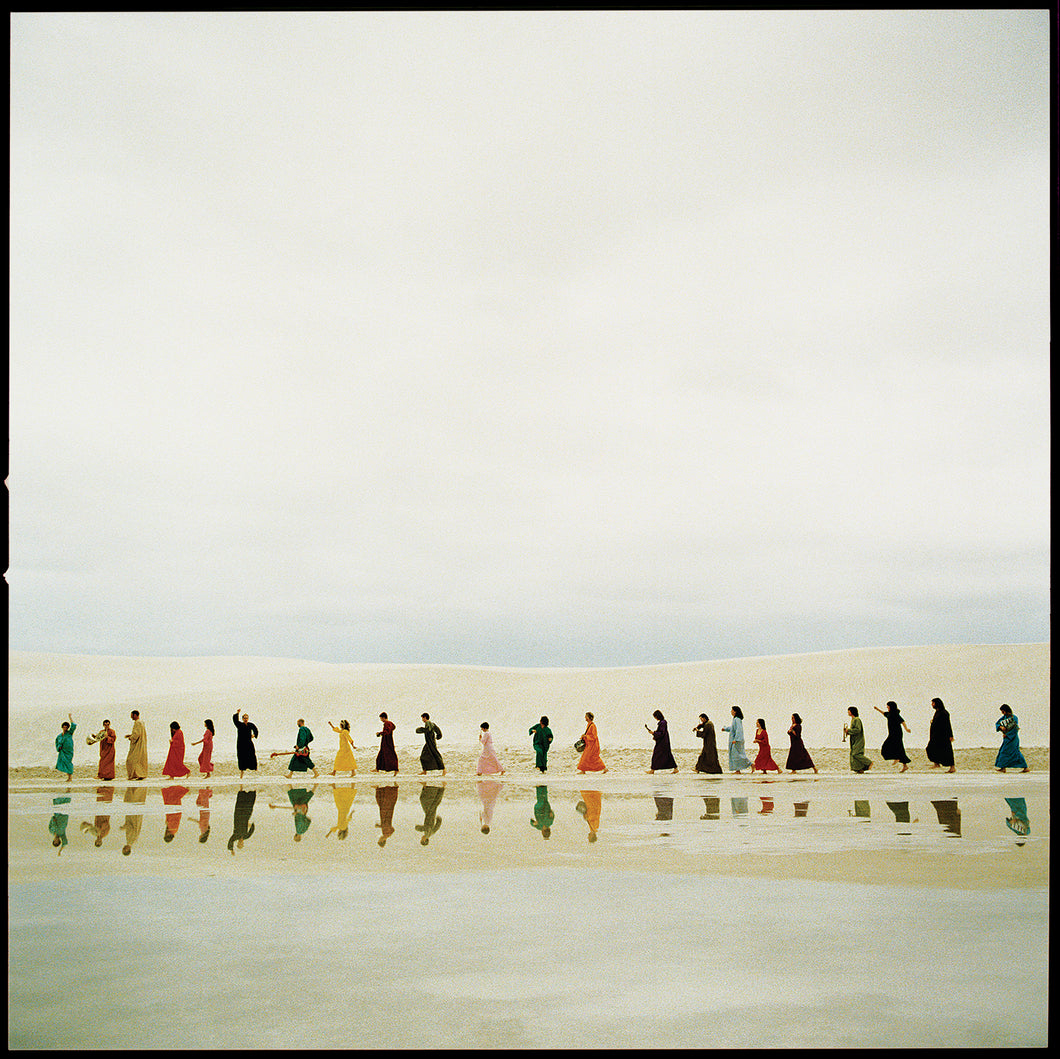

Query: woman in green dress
[529,716,553,773]
[54,713,76,782]
[843,706,873,773]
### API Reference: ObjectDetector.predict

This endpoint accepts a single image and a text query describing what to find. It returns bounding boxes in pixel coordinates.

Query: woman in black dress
[646,709,678,774]
[874,700,911,772]
[785,713,818,773]
[416,712,445,775]
[925,697,956,773]
[232,711,258,778]
[693,713,722,773]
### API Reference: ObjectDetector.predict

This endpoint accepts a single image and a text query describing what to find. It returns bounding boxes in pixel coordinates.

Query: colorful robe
[995,714,1028,770]
[577,722,606,773]
[477,729,503,774]
[847,716,872,772]
[529,723,553,771]
[288,725,315,772]
[97,726,117,781]
[375,720,399,772]
[126,719,148,780]
[722,716,752,772]
[54,722,76,775]
[163,730,191,778]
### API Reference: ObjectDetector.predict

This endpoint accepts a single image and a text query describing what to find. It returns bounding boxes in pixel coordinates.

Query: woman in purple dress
[785,713,818,773]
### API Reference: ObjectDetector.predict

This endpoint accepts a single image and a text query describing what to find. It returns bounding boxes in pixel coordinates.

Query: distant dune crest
[8,643,1049,767]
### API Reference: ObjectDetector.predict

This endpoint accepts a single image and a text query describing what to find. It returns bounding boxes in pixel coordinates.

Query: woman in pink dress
[476,722,505,775]
[162,721,192,779]
[751,718,782,774]
[191,720,215,777]
[577,712,608,774]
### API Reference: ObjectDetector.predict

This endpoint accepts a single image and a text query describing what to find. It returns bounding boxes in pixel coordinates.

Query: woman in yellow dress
[327,719,357,777]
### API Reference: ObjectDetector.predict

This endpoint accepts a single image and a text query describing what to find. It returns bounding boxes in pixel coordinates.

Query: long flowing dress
[126,719,148,780]
[375,719,399,772]
[97,727,117,781]
[722,716,753,772]
[925,706,954,768]
[785,722,816,771]
[330,725,357,773]
[847,716,872,772]
[55,723,76,775]
[995,714,1028,770]
[197,728,214,776]
[288,725,315,772]
[162,785,189,838]
[880,708,911,764]
[752,728,781,773]
[694,720,723,773]
[529,723,553,771]
[577,789,602,839]
[650,718,678,770]
[288,788,313,838]
[375,784,398,844]
[416,721,445,772]
[577,722,607,773]
[477,729,504,775]
[233,713,258,772]
[477,778,503,831]
[163,730,191,778]
[328,785,356,838]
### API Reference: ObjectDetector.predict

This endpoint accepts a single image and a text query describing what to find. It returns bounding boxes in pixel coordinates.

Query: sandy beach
[9,644,1049,1048]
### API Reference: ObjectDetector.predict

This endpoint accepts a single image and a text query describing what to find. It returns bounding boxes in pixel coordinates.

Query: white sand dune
[8,642,1048,768]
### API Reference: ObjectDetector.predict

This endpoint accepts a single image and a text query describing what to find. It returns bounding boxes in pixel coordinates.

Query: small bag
[574,738,586,753]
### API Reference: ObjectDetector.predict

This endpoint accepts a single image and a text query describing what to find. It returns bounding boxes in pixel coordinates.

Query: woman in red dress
[191,719,215,777]
[89,720,118,781]
[751,718,782,774]
[162,721,192,779]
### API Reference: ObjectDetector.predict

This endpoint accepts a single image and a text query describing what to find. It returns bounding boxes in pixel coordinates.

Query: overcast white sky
[9,11,1050,667]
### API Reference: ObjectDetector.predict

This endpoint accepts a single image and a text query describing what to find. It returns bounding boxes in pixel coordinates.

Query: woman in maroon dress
[751,718,782,774]
[89,720,118,781]
[785,713,818,773]
[374,712,399,775]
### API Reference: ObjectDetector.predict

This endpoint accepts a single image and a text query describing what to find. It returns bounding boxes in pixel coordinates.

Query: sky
[8,11,1051,668]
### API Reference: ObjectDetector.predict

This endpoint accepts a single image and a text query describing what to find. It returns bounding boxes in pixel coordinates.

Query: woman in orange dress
[576,712,607,774]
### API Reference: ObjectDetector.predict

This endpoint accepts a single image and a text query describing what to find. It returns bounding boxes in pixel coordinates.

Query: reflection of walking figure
[886,801,917,824]
[530,785,554,838]
[121,785,147,856]
[196,787,212,843]
[994,704,1029,772]
[751,718,782,774]
[874,701,911,771]
[931,798,961,837]
[49,796,71,853]
[327,785,356,839]
[529,717,553,773]
[285,719,319,779]
[925,698,955,772]
[576,790,601,842]
[55,713,76,782]
[700,796,720,820]
[722,706,752,774]
[162,785,190,842]
[374,784,398,846]
[81,788,114,847]
[269,786,315,841]
[477,778,503,833]
[1004,797,1030,841]
[646,710,678,774]
[227,788,257,854]
[415,784,444,845]
[844,707,873,773]
[416,714,445,775]
[233,712,258,778]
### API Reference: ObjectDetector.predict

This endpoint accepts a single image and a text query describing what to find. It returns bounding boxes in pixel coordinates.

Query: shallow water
[8,774,1049,1048]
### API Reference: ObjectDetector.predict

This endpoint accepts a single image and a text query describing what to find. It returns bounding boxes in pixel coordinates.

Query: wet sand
[8,767,1048,1048]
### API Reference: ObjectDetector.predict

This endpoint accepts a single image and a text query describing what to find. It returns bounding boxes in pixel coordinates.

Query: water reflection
[13,786,1045,866]
[416,784,444,845]
[227,788,257,853]
[576,790,601,842]
[931,799,961,837]
[375,783,398,845]
[328,785,356,840]
[530,785,553,839]
[477,779,502,835]
[1005,797,1030,843]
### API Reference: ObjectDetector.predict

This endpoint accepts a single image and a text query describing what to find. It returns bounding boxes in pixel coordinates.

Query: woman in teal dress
[721,706,753,773]
[54,713,76,782]
[529,716,553,773]
[994,704,1029,772]
[844,706,873,773]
